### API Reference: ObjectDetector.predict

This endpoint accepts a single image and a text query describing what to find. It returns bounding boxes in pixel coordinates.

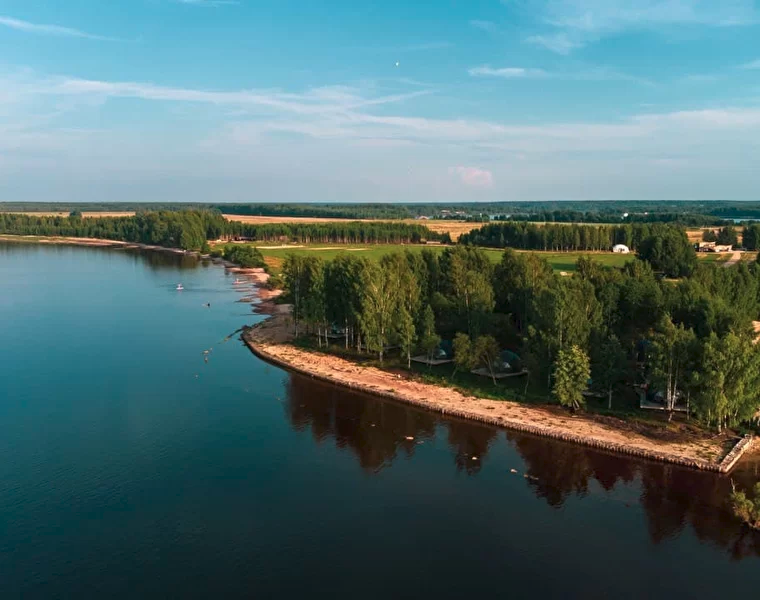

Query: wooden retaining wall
[243,329,754,474]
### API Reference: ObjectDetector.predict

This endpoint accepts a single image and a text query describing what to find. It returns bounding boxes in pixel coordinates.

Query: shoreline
[243,311,754,474]
[3,234,754,472]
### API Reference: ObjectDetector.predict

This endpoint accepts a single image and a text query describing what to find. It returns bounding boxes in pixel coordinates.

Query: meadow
[242,243,634,273]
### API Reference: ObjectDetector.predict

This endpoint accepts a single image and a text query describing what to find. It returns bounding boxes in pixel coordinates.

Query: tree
[358,261,400,363]
[692,332,760,431]
[648,314,697,414]
[716,226,738,246]
[637,227,696,277]
[553,345,591,411]
[473,335,500,384]
[282,254,323,337]
[730,482,760,530]
[452,332,475,378]
[742,224,760,250]
[382,253,420,368]
[592,334,627,410]
[702,229,718,242]
[419,305,440,365]
[324,254,366,349]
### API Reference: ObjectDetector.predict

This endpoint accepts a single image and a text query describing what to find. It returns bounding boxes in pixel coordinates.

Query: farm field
[231,242,634,274]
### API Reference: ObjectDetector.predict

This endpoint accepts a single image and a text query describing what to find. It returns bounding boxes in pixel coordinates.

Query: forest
[0,211,444,249]
[279,244,760,433]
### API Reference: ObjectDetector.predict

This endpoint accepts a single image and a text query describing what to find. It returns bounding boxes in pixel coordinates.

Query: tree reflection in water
[284,372,760,558]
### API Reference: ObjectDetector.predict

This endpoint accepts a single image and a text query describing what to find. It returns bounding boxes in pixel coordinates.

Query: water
[1,242,759,598]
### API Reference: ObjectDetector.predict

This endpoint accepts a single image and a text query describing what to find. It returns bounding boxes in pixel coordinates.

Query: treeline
[0,211,225,251]
[497,211,726,226]
[460,221,688,252]
[216,203,410,220]
[281,244,760,431]
[0,211,445,250]
[226,220,447,244]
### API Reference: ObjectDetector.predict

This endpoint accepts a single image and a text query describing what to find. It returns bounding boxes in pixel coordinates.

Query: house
[715,244,733,253]
[612,244,630,254]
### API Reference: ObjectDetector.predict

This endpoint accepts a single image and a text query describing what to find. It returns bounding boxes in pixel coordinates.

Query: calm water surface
[1,242,759,599]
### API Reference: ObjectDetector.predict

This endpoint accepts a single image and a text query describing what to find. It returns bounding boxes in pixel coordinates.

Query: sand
[244,309,753,472]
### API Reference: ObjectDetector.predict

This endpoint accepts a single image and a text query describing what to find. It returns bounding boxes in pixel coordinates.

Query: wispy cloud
[468,63,651,84]
[469,66,547,78]
[0,15,119,41]
[739,58,760,70]
[524,0,759,53]
[470,20,499,33]
[174,0,240,6]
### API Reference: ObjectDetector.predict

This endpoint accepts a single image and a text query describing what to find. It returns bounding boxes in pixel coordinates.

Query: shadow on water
[284,372,760,560]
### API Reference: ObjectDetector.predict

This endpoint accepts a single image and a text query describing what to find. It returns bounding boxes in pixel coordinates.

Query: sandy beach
[244,309,754,473]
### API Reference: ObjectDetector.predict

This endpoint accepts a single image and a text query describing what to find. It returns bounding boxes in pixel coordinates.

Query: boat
[233,278,244,285]
[176,284,184,291]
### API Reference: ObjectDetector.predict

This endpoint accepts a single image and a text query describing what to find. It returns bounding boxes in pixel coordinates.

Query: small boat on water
[233,278,244,285]
[176,284,184,291]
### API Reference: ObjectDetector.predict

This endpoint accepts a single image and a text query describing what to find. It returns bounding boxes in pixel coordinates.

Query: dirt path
[723,251,742,267]
[244,310,753,473]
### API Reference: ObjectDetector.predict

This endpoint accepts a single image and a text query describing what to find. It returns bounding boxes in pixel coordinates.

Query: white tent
[612,244,630,254]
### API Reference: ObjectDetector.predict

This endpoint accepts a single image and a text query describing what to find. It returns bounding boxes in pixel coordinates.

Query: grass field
[229,242,634,274]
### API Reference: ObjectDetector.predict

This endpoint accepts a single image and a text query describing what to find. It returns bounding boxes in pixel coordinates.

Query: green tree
[637,227,696,277]
[473,335,500,385]
[358,261,400,363]
[553,345,591,411]
[452,332,475,378]
[716,226,738,246]
[419,305,440,365]
[730,482,760,530]
[649,314,697,414]
[592,334,627,410]
[702,229,718,242]
[742,224,760,250]
[282,254,323,337]
[692,332,760,431]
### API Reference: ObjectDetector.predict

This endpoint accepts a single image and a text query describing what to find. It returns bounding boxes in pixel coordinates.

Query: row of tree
[280,244,760,432]
[0,211,445,250]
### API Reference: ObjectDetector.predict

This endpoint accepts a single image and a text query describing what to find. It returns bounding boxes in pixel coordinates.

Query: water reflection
[284,372,760,559]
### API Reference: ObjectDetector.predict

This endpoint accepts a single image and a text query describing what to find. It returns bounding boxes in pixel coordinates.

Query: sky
[0,0,759,203]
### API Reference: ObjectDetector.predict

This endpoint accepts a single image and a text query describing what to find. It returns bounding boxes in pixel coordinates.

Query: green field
[245,243,634,273]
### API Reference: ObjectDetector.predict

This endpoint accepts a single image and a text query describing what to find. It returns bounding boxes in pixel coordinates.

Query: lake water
[1,242,759,598]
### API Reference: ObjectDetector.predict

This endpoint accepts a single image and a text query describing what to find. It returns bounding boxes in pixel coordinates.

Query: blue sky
[0,0,759,203]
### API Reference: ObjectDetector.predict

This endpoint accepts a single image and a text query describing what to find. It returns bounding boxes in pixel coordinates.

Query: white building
[612,244,630,254]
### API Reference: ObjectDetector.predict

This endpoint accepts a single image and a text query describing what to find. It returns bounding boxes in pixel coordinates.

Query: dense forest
[4,200,760,223]
[280,245,760,432]
[0,211,445,249]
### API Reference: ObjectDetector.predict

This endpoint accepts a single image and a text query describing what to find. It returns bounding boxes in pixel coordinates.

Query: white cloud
[739,59,760,70]
[0,15,119,41]
[525,0,759,53]
[468,66,547,78]
[2,68,760,201]
[451,166,494,187]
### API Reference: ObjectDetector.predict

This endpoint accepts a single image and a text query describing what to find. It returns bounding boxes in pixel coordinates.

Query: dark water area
[1,242,759,599]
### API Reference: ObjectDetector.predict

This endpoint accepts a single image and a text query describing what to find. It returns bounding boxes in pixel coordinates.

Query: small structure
[471,350,527,379]
[715,244,733,253]
[612,244,630,254]
[411,340,454,366]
